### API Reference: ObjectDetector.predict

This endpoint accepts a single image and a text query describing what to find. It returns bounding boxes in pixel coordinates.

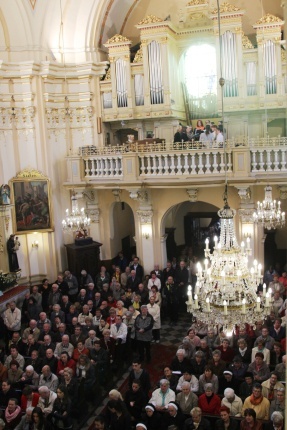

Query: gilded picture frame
[9,168,54,234]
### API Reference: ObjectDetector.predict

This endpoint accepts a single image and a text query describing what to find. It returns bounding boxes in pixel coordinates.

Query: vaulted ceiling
[0,0,284,62]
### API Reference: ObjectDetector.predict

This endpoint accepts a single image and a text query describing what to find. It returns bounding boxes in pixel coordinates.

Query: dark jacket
[184,417,211,430]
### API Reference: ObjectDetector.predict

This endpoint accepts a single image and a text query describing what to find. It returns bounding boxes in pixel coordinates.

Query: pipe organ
[100,1,286,139]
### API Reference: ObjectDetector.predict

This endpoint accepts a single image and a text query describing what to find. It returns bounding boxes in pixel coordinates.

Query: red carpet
[0,285,28,304]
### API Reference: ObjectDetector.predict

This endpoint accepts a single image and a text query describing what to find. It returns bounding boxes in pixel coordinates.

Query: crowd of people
[0,252,286,430]
[173,120,224,147]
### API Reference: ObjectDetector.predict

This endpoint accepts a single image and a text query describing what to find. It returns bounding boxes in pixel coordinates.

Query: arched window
[183,44,217,119]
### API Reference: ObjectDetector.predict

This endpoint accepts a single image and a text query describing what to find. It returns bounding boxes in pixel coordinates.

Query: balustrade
[80,136,287,182]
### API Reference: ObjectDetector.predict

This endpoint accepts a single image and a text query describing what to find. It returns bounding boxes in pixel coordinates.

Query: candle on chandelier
[262,283,266,297]
[223,300,228,315]
[194,294,199,309]
[187,285,192,305]
[214,235,218,249]
[265,292,270,307]
[206,297,211,312]
[205,238,209,250]
[242,298,246,314]
[204,259,208,271]
[221,270,225,285]
[241,241,245,252]
[256,297,261,312]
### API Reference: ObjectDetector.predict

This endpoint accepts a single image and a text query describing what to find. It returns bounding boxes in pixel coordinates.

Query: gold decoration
[241,32,254,49]
[13,168,47,179]
[212,2,240,14]
[0,233,3,253]
[133,45,143,63]
[29,0,37,9]
[104,68,111,80]
[187,0,206,4]
[4,215,10,232]
[255,14,283,25]
[106,34,131,44]
[138,15,163,25]
[282,50,286,62]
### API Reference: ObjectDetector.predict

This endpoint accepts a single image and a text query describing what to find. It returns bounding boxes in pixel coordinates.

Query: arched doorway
[110,201,136,262]
[162,201,220,262]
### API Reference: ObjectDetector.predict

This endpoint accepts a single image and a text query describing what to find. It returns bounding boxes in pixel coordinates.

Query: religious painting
[10,168,53,233]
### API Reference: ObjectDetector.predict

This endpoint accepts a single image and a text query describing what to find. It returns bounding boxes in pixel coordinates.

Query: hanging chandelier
[62,192,90,232]
[253,185,285,230]
[187,186,271,336]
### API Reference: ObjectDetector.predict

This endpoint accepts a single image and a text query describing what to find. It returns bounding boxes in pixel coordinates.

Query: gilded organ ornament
[106,34,131,44]
[133,45,143,63]
[255,14,283,25]
[137,15,163,25]
[241,32,254,49]
[211,2,240,14]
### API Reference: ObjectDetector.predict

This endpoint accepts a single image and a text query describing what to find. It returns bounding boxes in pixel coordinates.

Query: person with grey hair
[54,334,74,358]
[176,381,198,415]
[275,354,286,381]
[171,348,192,374]
[264,411,284,430]
[19,365,39,390]
[184,406,211,430]
[14,406,33,430]
[221,388,242,417]
[38,365,58,392]
[176,370,199,393]
[269,387,285,419]
[198,383,221,415]
[37,385,57,416]
[135,305,154,363]
[150,379,175,411]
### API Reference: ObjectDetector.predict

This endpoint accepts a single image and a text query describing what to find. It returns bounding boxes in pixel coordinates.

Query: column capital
[238,208,254,222]
[137,209,153,224]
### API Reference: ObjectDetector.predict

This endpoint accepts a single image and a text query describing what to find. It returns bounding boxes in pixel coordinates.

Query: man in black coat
[184,406,211,430]
[130,256,144,281]
[128,359,151,400]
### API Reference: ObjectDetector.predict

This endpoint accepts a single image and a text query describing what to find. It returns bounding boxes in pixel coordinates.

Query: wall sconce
[243,232,251,239]
[32,240,39,248]
[142,225,151,240]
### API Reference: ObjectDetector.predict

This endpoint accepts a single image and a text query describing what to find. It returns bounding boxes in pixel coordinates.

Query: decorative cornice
[187,0,206,5]
[211,2,240,14]
[133,45,143,63]
[137,209,153,224]
[241,32,254,50]
[255,14,283,25]
[105,34,131,44]
[138,15,163,25]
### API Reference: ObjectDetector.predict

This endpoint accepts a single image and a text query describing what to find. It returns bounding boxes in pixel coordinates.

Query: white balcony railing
[80,137,287,181]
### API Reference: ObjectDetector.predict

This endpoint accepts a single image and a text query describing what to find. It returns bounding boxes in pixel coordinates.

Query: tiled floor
[80,312,192,430]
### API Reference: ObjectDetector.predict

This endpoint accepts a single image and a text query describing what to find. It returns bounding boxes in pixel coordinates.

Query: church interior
[0,0,286,283]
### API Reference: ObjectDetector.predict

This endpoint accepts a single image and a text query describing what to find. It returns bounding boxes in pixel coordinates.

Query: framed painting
[9,168,54,234]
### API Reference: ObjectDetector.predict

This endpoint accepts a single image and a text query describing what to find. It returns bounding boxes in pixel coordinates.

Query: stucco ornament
[137,210,153,224]
[138,15,163,25]
[211,2,240,14]
[255,14,283,25]
[186,188,199,202]
[106,34,131,44]
[133,45,143,63]
[187,0,207,5]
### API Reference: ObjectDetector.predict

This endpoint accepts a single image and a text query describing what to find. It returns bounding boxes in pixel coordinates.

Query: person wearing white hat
[141,403,161,430]
[163,401,186,429]
[221,388,243,417]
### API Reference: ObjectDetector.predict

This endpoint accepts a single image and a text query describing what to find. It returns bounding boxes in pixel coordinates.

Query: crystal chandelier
[253,185,285,230]
[62,192,90,232]
[186,186,271,336]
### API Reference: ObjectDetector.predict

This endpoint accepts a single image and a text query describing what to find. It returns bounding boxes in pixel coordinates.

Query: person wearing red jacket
[20,385,40,411]
[198,383,221,415]
[56,351,76,377]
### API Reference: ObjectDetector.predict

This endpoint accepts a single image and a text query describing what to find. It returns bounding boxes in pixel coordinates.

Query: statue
[0,184,10,205]
[7,234,20,272]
